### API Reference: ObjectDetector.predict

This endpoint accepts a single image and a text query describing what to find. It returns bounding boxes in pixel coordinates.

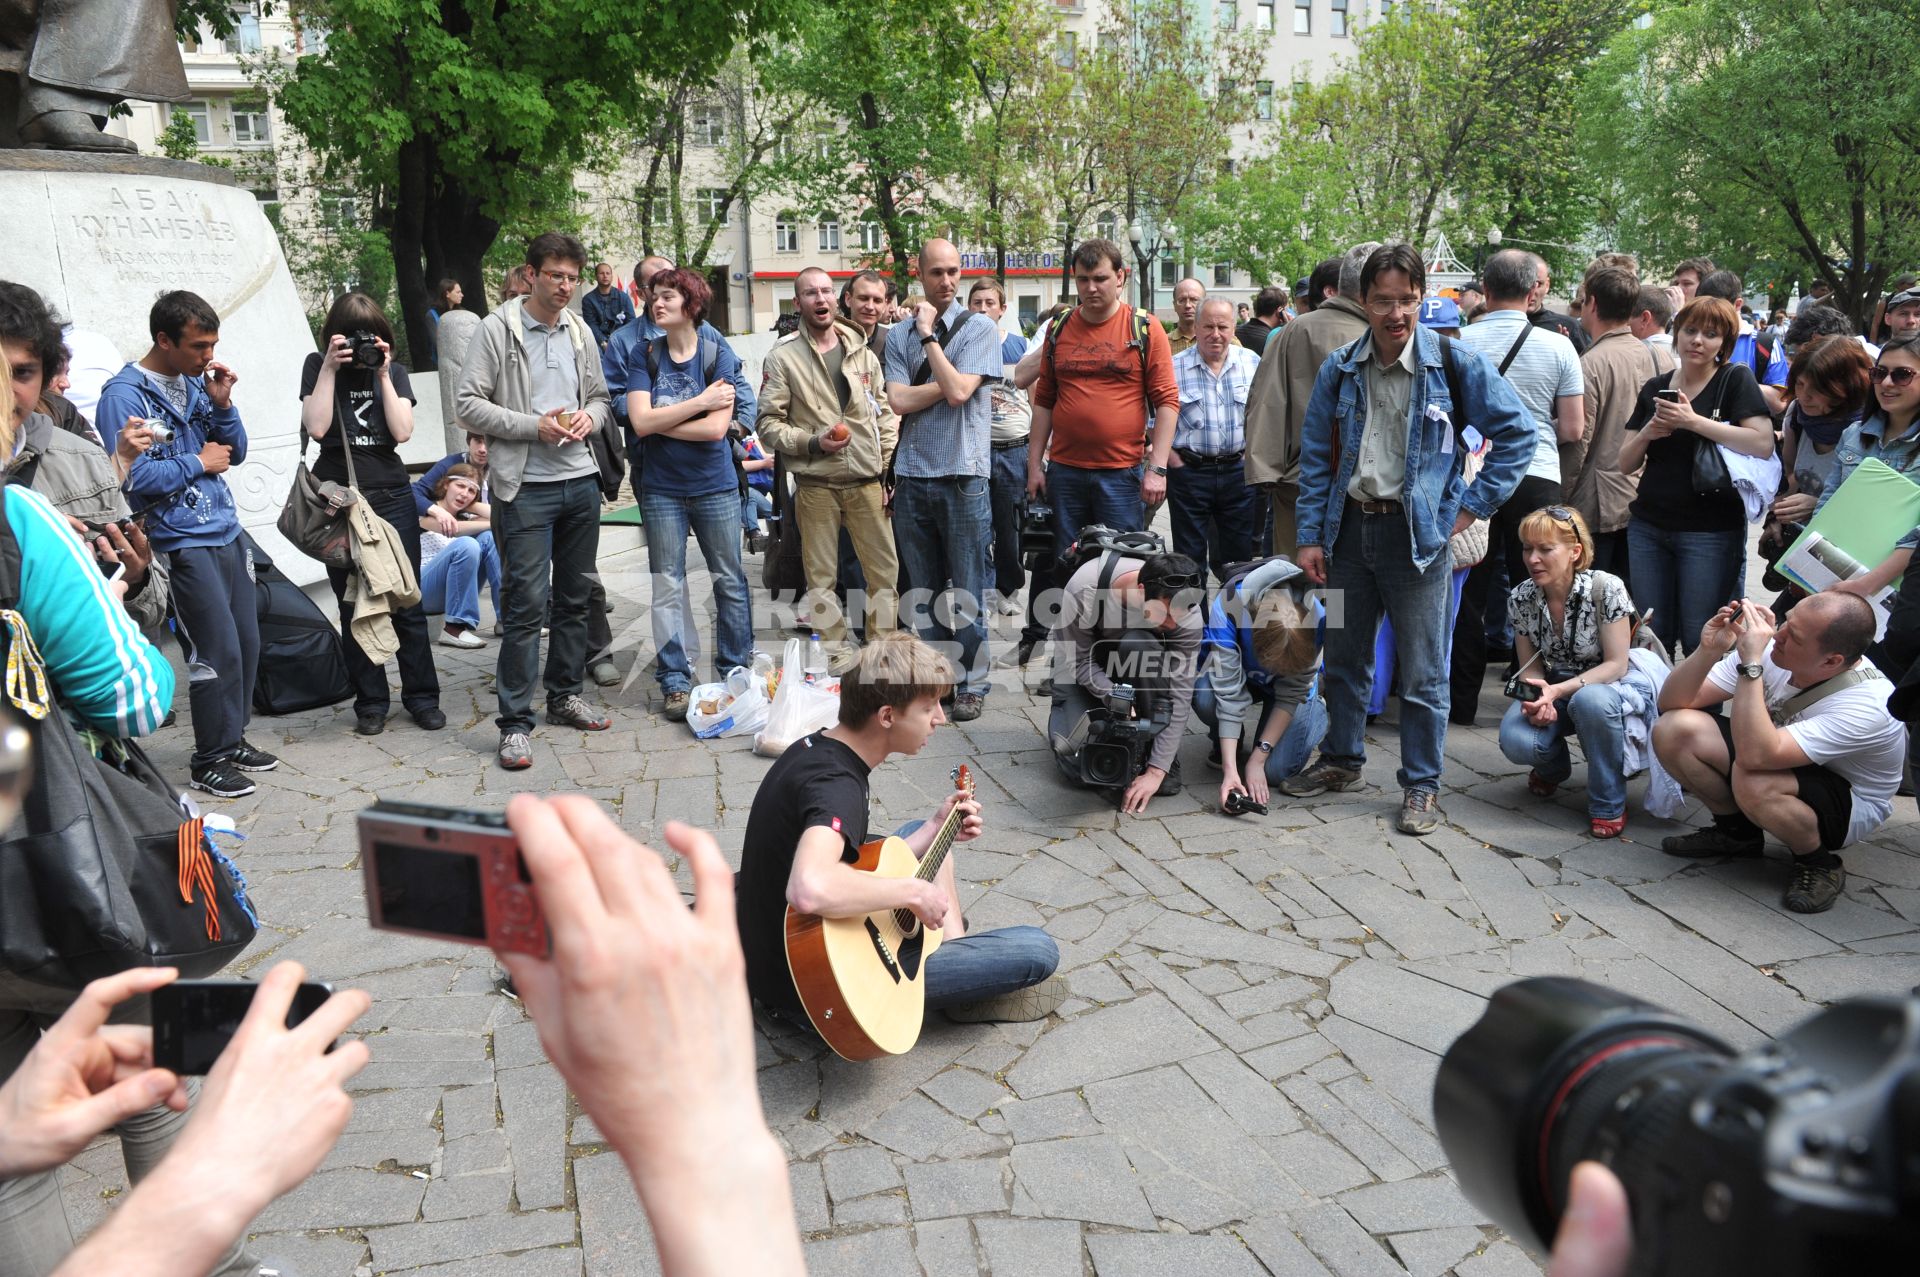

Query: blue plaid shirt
[1172,344,1260,456]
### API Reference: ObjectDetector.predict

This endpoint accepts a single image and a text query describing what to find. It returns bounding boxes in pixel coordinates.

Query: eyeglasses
[539,270,581,286]
[1871,365,1919,388]
[1365,298,1423,317]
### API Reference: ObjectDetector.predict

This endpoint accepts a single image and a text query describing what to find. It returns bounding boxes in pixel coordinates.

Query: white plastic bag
[754,638,841,756]
[686,666,773,740]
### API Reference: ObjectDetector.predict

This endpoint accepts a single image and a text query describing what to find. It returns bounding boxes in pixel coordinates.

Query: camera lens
[1434,977,1732,1250]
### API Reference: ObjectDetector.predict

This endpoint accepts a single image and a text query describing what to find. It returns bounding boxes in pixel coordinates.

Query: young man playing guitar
[737,633,1064,1048]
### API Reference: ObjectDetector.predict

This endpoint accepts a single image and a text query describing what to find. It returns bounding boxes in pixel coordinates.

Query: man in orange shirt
[1022,239,1179,661]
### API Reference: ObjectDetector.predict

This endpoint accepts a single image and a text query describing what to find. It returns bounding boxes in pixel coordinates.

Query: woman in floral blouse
[1499,506,1639,838]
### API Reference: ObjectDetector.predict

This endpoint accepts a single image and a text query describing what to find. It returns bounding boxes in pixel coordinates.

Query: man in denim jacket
[1283,244,1534,833]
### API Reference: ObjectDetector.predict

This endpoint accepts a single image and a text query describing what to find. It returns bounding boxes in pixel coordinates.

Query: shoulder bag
[1688,367,1735,497]
[0,490,257,987]
[278,380,360,568]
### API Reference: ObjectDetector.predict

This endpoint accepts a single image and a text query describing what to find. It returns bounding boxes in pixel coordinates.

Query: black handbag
[761,453,808,600]
[1687,367,1735,497]
[0,492,257,988]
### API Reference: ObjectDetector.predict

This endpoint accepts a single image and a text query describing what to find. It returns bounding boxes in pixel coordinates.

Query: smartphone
[151,979,335,1075]
[357,800,549,955]
[1655,388,1684,403]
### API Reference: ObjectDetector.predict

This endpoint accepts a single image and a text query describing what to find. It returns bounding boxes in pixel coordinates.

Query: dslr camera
[1020,503,1056,572]
[1436,976,1920,1274]
[347,329,385,370]
[1063,684,1168,789]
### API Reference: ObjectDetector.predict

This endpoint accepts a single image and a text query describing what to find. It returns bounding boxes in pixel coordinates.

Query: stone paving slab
[50,565,1920,1274]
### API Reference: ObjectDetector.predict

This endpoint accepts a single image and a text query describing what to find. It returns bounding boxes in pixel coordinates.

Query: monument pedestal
[0,151,324,582]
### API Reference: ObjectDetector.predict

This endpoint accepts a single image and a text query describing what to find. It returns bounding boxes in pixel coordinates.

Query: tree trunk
[390,134,435,369]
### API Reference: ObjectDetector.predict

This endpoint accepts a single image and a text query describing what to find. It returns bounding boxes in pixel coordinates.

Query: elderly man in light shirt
[1169,297,1262,583]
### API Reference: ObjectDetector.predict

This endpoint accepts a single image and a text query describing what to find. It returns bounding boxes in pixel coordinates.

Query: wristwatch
[1255,741,1275,755]
[1737,662,1765,681]
[1148,463,1169,476]
[919,331,939,345]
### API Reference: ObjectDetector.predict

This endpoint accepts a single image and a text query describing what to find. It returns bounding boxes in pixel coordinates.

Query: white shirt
[1706,650,1908,846]
[1459,309,1582,484]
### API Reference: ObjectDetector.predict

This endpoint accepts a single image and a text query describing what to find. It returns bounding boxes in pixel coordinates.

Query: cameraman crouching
[1048,549,1205,812]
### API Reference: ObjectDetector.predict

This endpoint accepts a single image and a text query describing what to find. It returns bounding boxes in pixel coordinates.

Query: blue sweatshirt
[103,363,247,552]
[3,485,173,737]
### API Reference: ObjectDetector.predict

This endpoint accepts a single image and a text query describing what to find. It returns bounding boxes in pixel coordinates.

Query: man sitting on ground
[1653,592,1906,914]
[735,634,1064,1037]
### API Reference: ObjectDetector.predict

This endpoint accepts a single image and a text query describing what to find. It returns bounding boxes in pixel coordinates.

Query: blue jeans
[989,442,1029,597]
[495,475,601,734]
[888,822,1060,1011]
[1498,682,1632,820]
[1168,460,1256,583]
[642,488,754,694]
[1372,565,1469,716]
[742,486,772,532]
[1192,676,1328,782]
[1626,518,1745,655]
[1047,461,1146,556]
[893,475,992,697]
[420,532,501,629]
[1322,507,1454,792]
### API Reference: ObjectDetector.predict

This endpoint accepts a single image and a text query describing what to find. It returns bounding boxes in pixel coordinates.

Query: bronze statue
[0,0,188,152]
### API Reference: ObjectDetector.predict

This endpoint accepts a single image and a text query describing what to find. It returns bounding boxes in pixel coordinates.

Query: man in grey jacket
[455,232,615,770]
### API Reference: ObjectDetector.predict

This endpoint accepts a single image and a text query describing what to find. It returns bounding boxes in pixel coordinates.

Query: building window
[1214,261,1233,288]
[818,219,841,252]
[1096,211,1118,241]
[1331,0,1348,36]
[1217,1,1237,29]
[1256,81,1274,120]
[223,6,263,54]
[1294,0,1311,34]
[1097,30,1119,55]
[858,217,883,252]
[1160,258,1179,289]
[1018,295,1040,332]
[775,215,799,253]
[1258,0,1276,29]
[691,108,724,146]
[1053,218,1073,247]
[1378,0,1394,16]
[696,187,731,227]
[182,100,212,145]
[232,103,270,145]
[1220,78,1237,104]
[1056,31,1076,68]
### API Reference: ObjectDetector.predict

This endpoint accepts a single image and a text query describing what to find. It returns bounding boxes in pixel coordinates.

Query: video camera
[1020,503,1055,572]
[1061,683,1168,789]
[1436,976,1920,1274]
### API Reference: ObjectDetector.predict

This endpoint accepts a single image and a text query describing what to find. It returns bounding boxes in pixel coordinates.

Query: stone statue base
[0,150,324,582]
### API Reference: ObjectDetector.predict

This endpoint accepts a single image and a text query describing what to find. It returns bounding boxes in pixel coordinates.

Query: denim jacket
[1813,411,1920,550]
[1296,325,1534,571]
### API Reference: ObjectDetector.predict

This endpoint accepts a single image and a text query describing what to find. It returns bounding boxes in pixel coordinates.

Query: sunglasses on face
[1871,365,1919,388]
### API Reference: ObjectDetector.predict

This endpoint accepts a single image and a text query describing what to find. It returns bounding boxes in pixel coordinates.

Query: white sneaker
[996,590,1022,616]
[438,627,486,649]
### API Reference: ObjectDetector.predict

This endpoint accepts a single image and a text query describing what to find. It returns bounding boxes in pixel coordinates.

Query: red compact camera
[357,800,548,955]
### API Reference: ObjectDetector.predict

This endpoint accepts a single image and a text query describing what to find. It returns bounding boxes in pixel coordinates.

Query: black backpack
[1059,525,1167,579]
[246,532,353,715]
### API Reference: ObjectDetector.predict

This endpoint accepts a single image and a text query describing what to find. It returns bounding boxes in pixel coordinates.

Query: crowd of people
[3,224,1919,1273]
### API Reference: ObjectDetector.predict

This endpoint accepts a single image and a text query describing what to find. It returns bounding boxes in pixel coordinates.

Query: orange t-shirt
[1033,306,1179,469]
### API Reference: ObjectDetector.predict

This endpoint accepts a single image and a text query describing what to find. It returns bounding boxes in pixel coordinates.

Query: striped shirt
[1172,344,1261,457]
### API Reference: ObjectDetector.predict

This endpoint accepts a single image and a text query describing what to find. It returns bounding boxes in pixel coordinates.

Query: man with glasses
[457,232,615,770]
[1284,244,1534,833]
[1047,549,1207,813]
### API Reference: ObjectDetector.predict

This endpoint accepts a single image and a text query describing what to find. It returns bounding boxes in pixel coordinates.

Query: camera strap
[1769,663,1882,727]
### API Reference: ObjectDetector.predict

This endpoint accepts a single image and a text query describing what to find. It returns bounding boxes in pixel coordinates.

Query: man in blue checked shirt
[1169,297,1262,582]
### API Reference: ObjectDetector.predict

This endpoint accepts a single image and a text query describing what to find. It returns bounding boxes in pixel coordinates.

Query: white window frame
[232,104,270,145]
[697,188,731,227]
[775,216,800,253]
[183,100,212,144]
[1294,0,1311,34]
[818,219,841,252]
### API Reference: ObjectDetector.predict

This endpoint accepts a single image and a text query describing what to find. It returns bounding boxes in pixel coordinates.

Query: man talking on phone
[457,232,616,771]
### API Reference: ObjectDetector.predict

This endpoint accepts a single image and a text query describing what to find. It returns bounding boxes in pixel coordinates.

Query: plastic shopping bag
[685,664,774,740]
[754,638,841,756]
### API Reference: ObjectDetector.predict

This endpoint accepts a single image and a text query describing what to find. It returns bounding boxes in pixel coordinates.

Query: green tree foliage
[274,0,791,364]
[157,109,201,161]
[949,0,1063,288]
[1580,0,1920,325]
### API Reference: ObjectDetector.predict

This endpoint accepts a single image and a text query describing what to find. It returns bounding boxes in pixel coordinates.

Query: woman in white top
[416,465,499,648]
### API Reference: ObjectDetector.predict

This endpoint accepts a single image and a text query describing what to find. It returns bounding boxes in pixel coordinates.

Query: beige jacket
[343,498,421,666]
[1566,329,1674,533]
[1243,295,1370,489]
[756,320,896,485]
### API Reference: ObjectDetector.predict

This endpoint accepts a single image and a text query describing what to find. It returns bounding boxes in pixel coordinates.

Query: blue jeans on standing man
[1024,461,1146,644]
[1167,458,1257,583]
[893,475,992,698]
[988,441,1030,598]
[642,487,753,695]
[1625,518,1745,656]
[495,474,601,734]
[1321,507,1455,793]
[1498,680,1634,820]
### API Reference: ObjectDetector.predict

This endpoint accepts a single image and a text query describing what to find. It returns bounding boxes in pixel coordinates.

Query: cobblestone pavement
[57,533,1920,1276]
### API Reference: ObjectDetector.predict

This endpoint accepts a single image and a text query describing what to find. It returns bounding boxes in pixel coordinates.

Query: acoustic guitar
[784,764,975,1061]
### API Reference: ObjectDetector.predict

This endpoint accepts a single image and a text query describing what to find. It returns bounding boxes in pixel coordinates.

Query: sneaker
[1206,741,1223,771]
[1278,759,1363,798]
[497,732,533,770]
[1155,759,1184,796]
[230,740,279,772]
[1396,789,1443,835]
[546,694,612,731]
[589,659,621,687]
[951,692,984,722]
[745,530,767,554]
[996,590,1022,616]
[943,974,1068,1024]
[1783,858,1845,914]
[190,762,256,798]
[663,690,690,722]
[355,713,386,736]
[412,707,447,731]
[995,636,1041,669]
[1662,823,1764,859]
[438,626,485,649]
[492,621,504,637]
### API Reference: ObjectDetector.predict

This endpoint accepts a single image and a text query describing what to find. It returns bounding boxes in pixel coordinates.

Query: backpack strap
[1770,662,1883,726]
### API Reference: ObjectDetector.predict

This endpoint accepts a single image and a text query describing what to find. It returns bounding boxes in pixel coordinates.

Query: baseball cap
[1888,287,1920,310]
[1420,296,1462,329]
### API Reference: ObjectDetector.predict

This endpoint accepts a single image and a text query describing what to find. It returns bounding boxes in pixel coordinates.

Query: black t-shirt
[735,732,872,1019]
[299,353,415,489]
[1532,308,1590,355]
[1236,319,1275,352]
[1624,362,1771,532]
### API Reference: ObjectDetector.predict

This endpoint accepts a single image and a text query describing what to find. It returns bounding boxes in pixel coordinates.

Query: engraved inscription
[67,185,240,284]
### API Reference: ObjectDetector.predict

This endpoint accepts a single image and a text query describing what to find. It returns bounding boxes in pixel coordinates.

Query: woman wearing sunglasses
[1803,336,1920,600]
[1498,505,1653,839]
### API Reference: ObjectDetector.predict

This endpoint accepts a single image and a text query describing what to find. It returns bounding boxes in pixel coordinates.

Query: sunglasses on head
[1871,365,1919,388]
[1543,506,1577,523]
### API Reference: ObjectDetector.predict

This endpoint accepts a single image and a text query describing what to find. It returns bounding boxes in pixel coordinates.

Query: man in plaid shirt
[1170,297,1262,581]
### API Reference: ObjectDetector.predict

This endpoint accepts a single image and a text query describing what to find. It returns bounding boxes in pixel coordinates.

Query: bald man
[1167,278,1241,356]
[883,238,1004,719]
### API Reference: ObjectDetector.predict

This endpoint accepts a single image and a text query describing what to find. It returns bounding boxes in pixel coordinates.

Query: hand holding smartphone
[152,980,336,1075]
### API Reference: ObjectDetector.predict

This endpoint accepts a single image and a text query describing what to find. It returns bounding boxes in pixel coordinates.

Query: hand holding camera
[1103,683,1137,718]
